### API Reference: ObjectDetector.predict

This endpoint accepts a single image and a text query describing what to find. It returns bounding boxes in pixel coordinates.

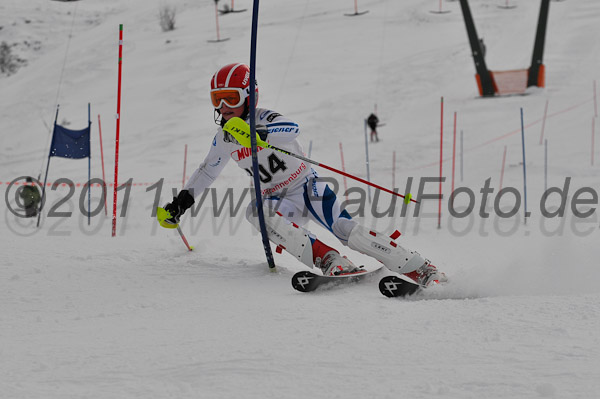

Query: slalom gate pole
[392,150,396,189]
[451,111,457,197]
[249,0,276,270]
[539,99,549,145]
[437,0,445,13]
[87,103,91,226]
[214,1,221,41]
[520,108,528,225]
[37,105,60,228]
[363,119,372,204]
[544,139,548,192]
[112,24,123,237]
[438,96,444,229]
[592,117,596,166]
[339,142,349,202]
[182,144,188,189]
[460,130,464,182]
[97,114,107,215]
[499,145,507,191]
[594,80,597,118]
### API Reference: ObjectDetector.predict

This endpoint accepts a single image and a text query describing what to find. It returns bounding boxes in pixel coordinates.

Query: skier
[19,176,41,217]
[367,113,379,142]
[161,63,446,285]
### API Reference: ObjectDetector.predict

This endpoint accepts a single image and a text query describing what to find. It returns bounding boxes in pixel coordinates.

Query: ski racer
[367,113,379,142]
[161,63,447,285]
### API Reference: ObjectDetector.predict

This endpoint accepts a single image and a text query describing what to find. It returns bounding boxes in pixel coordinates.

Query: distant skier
[160,63,446,285]
[18,176,41,217]
[367,113,379,142]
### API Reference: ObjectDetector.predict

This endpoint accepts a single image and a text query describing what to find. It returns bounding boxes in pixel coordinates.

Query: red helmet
[210,63,258,109]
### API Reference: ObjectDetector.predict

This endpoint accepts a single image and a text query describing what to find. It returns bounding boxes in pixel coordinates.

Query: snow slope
[1,0,600,398]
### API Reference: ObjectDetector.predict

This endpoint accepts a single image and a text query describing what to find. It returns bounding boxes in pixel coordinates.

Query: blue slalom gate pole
[37,105,60,228]
[249,0,276,270]
[520,108,528,225]
[88,103,91,226]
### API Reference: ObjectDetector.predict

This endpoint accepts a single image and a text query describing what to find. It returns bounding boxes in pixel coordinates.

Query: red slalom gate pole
[500,145,507,191]
[112,24,123,237]
[438,96,444,229]
[392,150,396,189]
[214,2,221,41]
[539,99,549,145]
[97,114,108,216]
[182,144,188,189]
[594,80,598,118]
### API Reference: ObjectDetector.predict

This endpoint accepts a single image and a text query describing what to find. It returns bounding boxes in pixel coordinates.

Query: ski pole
[157,207,194,251]
[176,225,194,251]
[224,117,418,203]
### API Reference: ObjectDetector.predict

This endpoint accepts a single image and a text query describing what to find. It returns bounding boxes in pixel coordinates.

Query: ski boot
[317,251,362,276]
[404,261,448,286]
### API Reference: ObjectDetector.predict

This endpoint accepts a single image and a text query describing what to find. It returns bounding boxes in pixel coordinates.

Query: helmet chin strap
[240,101,250,121]
[214,109,222,125]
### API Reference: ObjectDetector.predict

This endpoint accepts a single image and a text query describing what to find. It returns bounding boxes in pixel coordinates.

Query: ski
[218,8,247,15]
[291,267,383,293]
[378,275,423,298]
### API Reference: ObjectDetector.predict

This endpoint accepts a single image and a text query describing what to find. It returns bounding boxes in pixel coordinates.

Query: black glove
[224,125,267,144]
[256,124,268,141]
[163,190,195,225]
[223,131,239,144]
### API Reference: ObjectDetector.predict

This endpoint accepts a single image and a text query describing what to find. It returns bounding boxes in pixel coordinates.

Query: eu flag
[50,124,90,159]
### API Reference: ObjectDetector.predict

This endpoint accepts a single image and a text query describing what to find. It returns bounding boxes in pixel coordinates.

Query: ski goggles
[210,88,246,109]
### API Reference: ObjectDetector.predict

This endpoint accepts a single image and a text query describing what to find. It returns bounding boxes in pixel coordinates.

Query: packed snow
[1,0,599,398]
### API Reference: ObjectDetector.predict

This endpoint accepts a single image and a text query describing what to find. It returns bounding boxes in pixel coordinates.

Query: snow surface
[1,0,600,398]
